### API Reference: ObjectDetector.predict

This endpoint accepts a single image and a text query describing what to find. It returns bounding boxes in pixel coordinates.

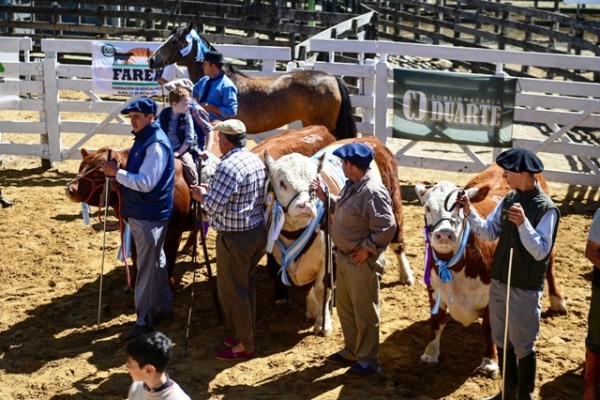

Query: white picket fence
[0,36,598,185]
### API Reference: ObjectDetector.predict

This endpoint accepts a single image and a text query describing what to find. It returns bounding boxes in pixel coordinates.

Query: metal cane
[501,247,514,400]
[97,149,112,329]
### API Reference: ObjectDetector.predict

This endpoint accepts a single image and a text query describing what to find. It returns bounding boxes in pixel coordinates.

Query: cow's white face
[265,153,319,227]
[415,181,477,256]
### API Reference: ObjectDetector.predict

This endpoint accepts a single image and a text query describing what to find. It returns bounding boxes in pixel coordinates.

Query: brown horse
[149,23,357,138]
[65,147,191,288]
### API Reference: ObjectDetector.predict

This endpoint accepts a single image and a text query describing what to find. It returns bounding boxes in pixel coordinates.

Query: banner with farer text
[92,41,175,96]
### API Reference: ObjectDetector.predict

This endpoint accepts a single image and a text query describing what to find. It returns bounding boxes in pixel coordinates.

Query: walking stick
[315,154,334,332]
[501,247,514,400]
[183,195,200,357]
[97,149,112,329]
[183,154,223,356]
[322,182,333,332]
[196,155,223,324]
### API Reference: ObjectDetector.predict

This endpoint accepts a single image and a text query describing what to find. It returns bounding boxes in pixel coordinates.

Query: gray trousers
[335,251,383,368]
[129,218,172,327]
[489,279,541,359]
[216,225,266,352]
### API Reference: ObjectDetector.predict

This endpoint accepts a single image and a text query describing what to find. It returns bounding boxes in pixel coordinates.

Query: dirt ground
[0,128,598,399]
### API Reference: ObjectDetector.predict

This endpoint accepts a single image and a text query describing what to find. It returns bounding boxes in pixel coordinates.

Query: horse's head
[149,22,214,76]
[264,152,320,228]
[66,147,128,206]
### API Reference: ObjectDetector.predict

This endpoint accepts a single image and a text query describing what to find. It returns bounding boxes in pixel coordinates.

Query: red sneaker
[215,348,255,361]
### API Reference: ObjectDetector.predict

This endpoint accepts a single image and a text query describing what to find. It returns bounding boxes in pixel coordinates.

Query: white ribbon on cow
[81,203,91,226]
[271,199,325,286]
[180,29,208,62]
[117,221,132,263]
[429,221,471,314]
[266,198,285,253]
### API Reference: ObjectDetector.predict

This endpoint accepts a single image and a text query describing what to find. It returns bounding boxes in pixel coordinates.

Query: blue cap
[121,97,157,115]
[333,142,374,168]
[496,148,544,173]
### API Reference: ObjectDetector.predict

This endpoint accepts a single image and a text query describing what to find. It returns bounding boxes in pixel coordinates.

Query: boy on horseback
[159,87,215,187]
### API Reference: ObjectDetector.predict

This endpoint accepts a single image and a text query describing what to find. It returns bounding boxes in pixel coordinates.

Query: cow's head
[415,181,488,256]
[264,152,319,227]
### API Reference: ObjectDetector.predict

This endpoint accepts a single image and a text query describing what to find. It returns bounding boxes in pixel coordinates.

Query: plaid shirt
[204,147,267,231]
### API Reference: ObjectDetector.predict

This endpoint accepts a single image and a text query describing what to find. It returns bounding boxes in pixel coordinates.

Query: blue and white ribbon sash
[429,221,471,314]
[270,200,324,286]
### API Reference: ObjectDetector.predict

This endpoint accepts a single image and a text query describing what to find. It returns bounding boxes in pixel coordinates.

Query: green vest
[491,184,559,290]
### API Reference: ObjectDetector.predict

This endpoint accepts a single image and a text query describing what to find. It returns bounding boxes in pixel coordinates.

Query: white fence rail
[0,36,598,186]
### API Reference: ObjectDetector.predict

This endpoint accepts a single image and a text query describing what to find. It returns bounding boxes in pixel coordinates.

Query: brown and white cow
[415,164,566,373]
[264,136,413,336]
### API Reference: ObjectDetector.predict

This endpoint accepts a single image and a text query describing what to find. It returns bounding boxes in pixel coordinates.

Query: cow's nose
[297,201,312,209]
[434,230,456,244]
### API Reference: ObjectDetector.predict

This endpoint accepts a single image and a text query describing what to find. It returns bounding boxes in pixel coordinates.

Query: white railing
[0,36,598,186]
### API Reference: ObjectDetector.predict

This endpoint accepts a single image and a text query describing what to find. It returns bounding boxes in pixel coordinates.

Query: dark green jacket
[491,185,559,291]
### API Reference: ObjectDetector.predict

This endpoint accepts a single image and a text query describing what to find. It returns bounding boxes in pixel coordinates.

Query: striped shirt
[203,147,267,231]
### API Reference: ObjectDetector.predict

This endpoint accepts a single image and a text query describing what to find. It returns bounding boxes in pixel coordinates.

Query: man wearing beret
[192,50,238,124]
[102,97,175,341]
[458,148,560,400]
[311,142,396,376]
[190,119,267,361]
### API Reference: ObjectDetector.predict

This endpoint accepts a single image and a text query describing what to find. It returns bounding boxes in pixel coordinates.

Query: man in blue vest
[101,97,175,341]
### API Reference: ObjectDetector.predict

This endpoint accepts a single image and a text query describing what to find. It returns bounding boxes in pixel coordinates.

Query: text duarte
[402,90,503,127]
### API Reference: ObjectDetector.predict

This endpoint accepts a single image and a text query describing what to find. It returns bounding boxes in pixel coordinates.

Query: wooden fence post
[42,58,61,167]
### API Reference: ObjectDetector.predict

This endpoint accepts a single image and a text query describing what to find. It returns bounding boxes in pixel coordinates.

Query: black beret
[496,148,544,173]
[333,142,374,168]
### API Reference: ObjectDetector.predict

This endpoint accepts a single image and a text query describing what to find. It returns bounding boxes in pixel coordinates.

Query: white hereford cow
[415,164,567,373]
[264,136,413,336]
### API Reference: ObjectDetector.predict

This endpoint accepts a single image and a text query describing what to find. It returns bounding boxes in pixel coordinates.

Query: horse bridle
[67,164,118,219]
[444,188,465,212]
[425,188,466,235]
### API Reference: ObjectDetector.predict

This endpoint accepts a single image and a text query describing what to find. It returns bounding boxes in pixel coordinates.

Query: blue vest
[120,121,175,221]
[491,185,559,290]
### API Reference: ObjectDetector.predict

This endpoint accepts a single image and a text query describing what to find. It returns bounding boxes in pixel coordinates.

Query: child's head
[168,87,191,115]
[125,331,173,378]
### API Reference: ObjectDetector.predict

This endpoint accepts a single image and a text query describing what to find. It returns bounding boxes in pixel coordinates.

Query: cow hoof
[549,295,567,315]
[478,358,499,376]
[315,328,333,337]
[420,353,439,364]
[399,275,415,286]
